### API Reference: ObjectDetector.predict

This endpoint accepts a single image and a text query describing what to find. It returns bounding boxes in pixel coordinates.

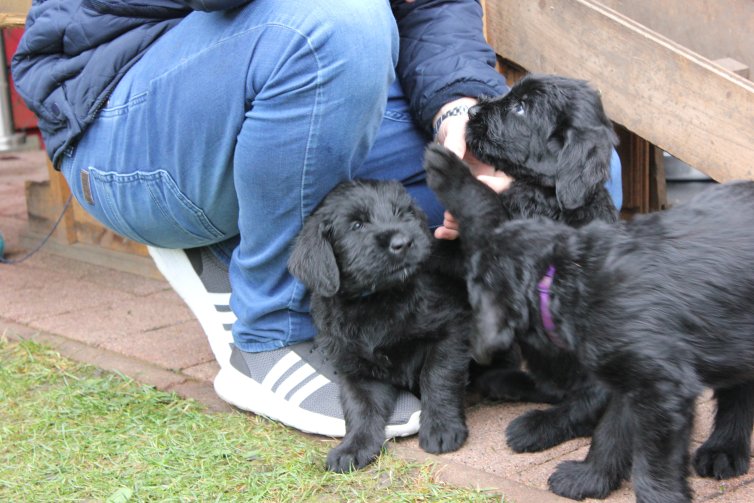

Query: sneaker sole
[148,246,235,366]
[214,365,421,439]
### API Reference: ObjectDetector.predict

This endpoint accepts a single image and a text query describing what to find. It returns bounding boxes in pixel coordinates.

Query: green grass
[0,337,502,502]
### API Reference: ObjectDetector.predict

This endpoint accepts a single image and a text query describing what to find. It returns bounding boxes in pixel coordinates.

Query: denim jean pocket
[87,167,225,248]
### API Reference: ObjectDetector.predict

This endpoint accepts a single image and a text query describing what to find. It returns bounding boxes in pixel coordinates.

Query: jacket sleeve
[177,0,252,11]
[392,0,509,133]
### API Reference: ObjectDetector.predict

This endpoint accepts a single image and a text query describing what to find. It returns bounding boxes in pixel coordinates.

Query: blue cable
[0,194,73,265]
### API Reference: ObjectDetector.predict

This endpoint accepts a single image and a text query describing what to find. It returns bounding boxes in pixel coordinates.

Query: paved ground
[1,148,752,502]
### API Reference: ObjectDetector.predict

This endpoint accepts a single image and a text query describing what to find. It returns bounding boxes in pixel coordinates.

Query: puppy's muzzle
[471,330,515,365]
[388,233,413,256]
[378,230,414,258]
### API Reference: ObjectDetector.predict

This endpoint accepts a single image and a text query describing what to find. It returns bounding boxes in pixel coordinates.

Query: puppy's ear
[468,288,516,364]
[554,127,615,210]
[467,262,529,364]
[288,214,340,297]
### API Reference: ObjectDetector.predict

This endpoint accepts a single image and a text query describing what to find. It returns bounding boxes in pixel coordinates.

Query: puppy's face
[289,180,432,297]
[466,79,553,179]
[466,74,618,209]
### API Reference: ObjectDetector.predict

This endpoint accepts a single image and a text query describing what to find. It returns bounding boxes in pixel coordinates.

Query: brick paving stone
[394,442,575,502]
[0,149,48,184]
[0,186,26,216]
[0,216,27,255]
[5,276,134,324]
[715,479,754,503]
[0,260,50,290]
[405,401,589,477]
[165,379,234,414]
[182,360,221,383]
[103,319,213,371]
[28,290,195,346]
[20,252,169,296]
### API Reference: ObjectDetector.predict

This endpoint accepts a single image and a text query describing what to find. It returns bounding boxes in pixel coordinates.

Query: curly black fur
[425,145,754,502]
[464,74,619,452]
[467,73,618,222]
[288,179,471,473]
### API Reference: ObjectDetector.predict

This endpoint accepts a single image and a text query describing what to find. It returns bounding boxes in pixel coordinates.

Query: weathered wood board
[485,0,754,182]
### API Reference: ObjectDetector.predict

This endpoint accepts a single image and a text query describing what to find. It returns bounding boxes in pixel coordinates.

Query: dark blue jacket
[12,0,508,167]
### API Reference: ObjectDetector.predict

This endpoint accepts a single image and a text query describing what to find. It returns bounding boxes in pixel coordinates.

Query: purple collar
[537,265,568,350]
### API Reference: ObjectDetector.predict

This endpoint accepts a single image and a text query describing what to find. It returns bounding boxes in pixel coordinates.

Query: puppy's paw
[477,369,542,402]
[326,442,381,473]
[423,144,473,198]
[693,443,750,479]
[548,460,618,500]
[506,408,572,452]
[419,419,468,454]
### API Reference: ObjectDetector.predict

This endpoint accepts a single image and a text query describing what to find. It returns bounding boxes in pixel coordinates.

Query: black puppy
[467,73,618,226]
[465,74,619,452]
[288,179,471,473]
[425,144,754,502]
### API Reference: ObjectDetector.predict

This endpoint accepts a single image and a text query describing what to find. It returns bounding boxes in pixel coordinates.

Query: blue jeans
[58,0,622,352]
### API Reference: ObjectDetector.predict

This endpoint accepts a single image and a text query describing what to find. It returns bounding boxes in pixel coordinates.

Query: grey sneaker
[148,245,236,366]
[214,341,422,438]
[149,245,421,438]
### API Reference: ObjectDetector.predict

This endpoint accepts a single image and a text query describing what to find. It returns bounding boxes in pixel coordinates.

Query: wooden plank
[714,58,749,79]
[598,0,754,72]
[0,0,31,12]
[24,179,77,244]
[485,0,754,183]
[0,14,26,27]
[46,159,77,243]
[615,125,650,217]
[649,147,668,212]
[20,232,161,279]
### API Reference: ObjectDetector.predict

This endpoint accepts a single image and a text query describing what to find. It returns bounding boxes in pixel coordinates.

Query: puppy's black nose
[388,234,413,255]
[467,105,480,120]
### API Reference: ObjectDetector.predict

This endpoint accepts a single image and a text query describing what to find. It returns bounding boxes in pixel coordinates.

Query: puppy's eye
[513,103,525,116]
[394,206,415,218]
[351,220,363,231]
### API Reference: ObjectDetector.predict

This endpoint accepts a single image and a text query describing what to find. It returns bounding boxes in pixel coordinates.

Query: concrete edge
[0,318,233,413]
[1,317,566,501]
[392,442,572,503]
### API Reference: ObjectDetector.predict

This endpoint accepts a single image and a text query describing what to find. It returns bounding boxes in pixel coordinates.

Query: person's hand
[432,98,513,240]
[433,173,512,240]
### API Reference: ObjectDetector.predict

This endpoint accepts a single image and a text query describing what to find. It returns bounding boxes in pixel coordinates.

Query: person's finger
[434,226,459,240]
[434,211,460,240]
[443,211,459,230]
[478,174,513,193]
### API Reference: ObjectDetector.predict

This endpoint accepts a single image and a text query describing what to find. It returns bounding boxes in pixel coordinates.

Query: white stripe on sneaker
[207,292,231,305]
[216,310,237,325]
[288,374,330,407]
[261,351,302,389]
[274,364,316,399]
